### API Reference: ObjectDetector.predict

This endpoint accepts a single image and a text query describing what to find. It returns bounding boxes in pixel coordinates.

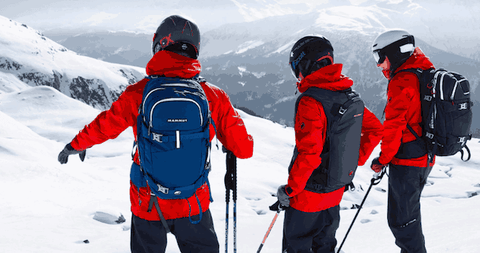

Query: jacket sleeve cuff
[285,185,294,197]
[378,156,389,165]
[69,140,82,151]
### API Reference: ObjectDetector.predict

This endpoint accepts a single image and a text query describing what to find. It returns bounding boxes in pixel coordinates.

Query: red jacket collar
[146,51,202,78]
[297,64,353,93]
[392,47,435,78]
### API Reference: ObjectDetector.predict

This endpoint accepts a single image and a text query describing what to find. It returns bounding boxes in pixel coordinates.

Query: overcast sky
[1,0,479,58]
[3,0,475,34]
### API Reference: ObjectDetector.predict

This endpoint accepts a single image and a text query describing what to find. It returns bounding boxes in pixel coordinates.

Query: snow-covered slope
[1,85,479,252]
[0,15,145,109]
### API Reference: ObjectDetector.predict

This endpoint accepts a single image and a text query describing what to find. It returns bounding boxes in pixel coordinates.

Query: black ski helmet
[372,29,415,70]
[152,15,201,59]
[289,36,334,80]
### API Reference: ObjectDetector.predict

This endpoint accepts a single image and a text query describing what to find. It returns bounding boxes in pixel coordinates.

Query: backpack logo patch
[168,119,188,123]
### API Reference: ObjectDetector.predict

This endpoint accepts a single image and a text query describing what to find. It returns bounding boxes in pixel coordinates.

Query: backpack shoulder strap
[391,68,434,140]
[392,68,423,80]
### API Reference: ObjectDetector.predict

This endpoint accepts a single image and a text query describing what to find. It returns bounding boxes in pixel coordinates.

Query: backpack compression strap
[147,192,171,233]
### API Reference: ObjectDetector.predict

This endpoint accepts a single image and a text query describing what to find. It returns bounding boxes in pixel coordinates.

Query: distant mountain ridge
[0,15,145,110]
[2,7,479,136]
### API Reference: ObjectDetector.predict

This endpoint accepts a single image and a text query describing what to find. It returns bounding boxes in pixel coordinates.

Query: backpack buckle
[157,184,169,194]
[339,107,347,115]
[425,132,434,139]
[152,133,163,143]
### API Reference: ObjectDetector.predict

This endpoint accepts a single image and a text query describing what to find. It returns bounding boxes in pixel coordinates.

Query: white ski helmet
[372,29,415,67]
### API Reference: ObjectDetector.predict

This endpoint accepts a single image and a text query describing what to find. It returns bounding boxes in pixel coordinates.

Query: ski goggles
[373,50,386,65]
[373,43,414,65]
[290,62,300,81]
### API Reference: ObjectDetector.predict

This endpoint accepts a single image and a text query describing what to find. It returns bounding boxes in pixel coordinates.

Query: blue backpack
[134,76,213,201]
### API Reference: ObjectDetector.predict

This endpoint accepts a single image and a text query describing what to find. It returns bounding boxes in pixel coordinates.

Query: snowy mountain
[1,85,480,253]
[47,31,153,69]
[41,7,480,136]
[198,9,480,134]
[1,3,480,252]
[0,15,145,110]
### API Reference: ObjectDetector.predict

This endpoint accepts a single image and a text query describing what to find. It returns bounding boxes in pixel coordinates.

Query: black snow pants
[130,210,219,253]
[387,163,433,253]
[282,205,340,253]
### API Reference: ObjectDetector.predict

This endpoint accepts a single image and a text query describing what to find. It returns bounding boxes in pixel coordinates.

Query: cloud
[83,12,119,26]
[230,0,329,22]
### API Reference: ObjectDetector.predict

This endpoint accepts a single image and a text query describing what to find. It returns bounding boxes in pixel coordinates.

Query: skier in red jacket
[57,15,253,253]
[370,29,435,253]
[277,36,383,253]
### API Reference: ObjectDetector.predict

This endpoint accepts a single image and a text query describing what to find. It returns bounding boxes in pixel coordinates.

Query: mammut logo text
[168,119,188,123]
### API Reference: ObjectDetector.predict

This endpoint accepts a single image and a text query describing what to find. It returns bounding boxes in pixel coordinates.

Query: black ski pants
[130,210,219,253]
[387,163,432,253]
[282,205,340,253]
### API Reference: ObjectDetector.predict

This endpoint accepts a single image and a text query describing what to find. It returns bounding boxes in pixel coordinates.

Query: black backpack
[395,68,473,162]
[288,87,364,193]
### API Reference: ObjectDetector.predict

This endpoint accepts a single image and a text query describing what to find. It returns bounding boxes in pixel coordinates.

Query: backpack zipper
[438,71,446,100]
[142,88,165,115]
[149,98,203,129]
[451,78,468,100]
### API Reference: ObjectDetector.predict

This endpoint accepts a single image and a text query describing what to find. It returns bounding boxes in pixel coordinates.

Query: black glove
[58,143,86,164]
[277,185,292,208]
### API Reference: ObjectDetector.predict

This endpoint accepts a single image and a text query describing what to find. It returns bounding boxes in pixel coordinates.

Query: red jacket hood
[297,64,353,93]
[146,50,202,78]
[391,47,435,79]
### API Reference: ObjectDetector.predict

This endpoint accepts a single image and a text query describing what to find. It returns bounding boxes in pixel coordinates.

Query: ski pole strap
[371,166,387,185]
[147,193,171,233]
[269,200,285,212]
[460,145,471,162]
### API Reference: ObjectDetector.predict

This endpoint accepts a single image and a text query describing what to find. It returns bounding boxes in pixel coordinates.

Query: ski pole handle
[372,166,387,185]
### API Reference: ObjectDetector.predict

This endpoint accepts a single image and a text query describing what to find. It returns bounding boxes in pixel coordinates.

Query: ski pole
[257,201,282,253]
[230,151,237,253]
[225,179,230,253]
[337,168,386,253]
[224,149,237,253]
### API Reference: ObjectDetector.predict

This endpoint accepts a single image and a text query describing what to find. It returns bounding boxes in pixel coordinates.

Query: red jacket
[287,64,383,212]
[378,48,435,167]
[70,51,254,221]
